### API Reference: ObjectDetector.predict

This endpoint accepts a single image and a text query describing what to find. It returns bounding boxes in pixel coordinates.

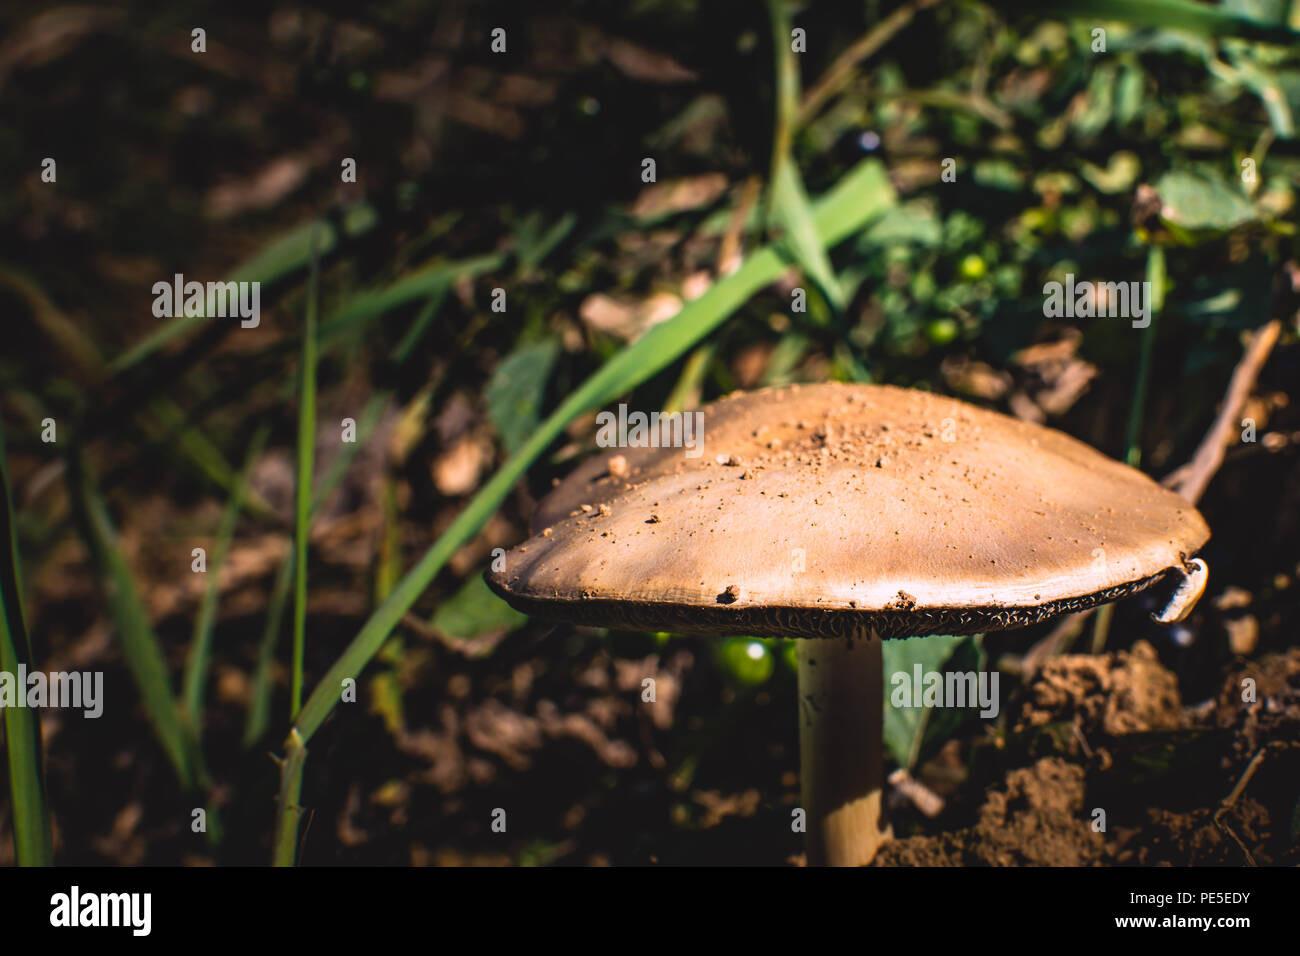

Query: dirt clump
[1013,640,1182,738]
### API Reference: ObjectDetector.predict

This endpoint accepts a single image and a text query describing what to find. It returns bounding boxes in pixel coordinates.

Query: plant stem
[1124,245,1166,467]
[291,226,322,719]
[272,729,308,866]
[0,424,53,865]
[797,630,891,865]
[767,0,799,195]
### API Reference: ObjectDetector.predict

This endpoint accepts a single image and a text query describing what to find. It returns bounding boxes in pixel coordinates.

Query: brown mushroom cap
[485,383,1209,638]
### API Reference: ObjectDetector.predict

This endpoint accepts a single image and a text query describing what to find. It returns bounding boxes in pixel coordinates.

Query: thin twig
[1219,744,1274,810]
[1212,744,1274,867]
[798,0,942,126]
[1162,318,1284,504]
[888,768,945,818]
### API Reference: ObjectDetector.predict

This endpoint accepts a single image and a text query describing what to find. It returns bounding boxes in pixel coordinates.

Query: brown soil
[874,642,1300,866]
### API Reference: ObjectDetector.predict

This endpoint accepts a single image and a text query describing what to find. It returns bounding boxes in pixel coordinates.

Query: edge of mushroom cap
[484,564,1179,639]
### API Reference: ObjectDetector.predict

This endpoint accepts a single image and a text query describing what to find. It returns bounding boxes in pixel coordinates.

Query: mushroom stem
[797,629,891,866]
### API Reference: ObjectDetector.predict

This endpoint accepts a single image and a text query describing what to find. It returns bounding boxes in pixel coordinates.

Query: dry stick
[1021,316,1286,673]
[1219,745,1271,810]
[1162,318,1284,504]
[1212,744,1277,867]
[887,768,945,818]
[797,0,942,126]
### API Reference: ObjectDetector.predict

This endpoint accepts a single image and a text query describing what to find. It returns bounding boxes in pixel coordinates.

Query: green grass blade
[1015,0,1300,42]
[320,253,504,345]
[763,0,844,310]
[392,287,451,365]
[183,426,268,737]
[108,206,376,376]
[1125,245,1166,467]
[290,227,323,720]
[74,459,192,789]
[244,392,385,747]
[0,423,53,865]
[1096,245,1167,655]
[770,158,847,310]
[272,159,892,863]
[244,551,294,749]
[144,399,276,520]
[290,159,894,747]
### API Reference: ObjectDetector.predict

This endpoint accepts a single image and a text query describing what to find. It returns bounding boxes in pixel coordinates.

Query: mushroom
[485,383,1210,865]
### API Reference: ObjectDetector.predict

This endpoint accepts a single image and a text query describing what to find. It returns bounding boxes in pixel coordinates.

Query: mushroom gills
[1151,558,1208,624]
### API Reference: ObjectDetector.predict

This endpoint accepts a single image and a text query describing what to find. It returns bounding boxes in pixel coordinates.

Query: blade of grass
[320,254,503,344]
[108,206,376,376]
[1094,244,1166,654]
[1,267,274,522]
[144,401,277,520]
[0,422,53,865]
[392,287,451,365]
[291,227,322,720]
[798,0,939,125]
[73,455,192,789]
[662,344,716,414]
[243,391,387,747]
[765,0,845,310]
[1124,246,1166,468]
[1023,0,1300,43]
[766,0,798,190]
[183,425,269,737]
[770,159,847,310]
[244,551,293,749]
[271,158,894,862]
[298,159,891,743]
[246,280,434,747]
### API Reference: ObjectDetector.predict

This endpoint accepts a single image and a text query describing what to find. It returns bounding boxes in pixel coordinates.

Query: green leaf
[1155,170,1258,231]
[486,339,562,454]
[432,573,527,641]
[1180,259,1272,328]
[859,204,943,249]
[770,158,847,310]
[883,634,969,770]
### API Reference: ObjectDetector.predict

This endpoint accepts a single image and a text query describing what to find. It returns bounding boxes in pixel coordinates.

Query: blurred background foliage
[1,0,1298,865]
